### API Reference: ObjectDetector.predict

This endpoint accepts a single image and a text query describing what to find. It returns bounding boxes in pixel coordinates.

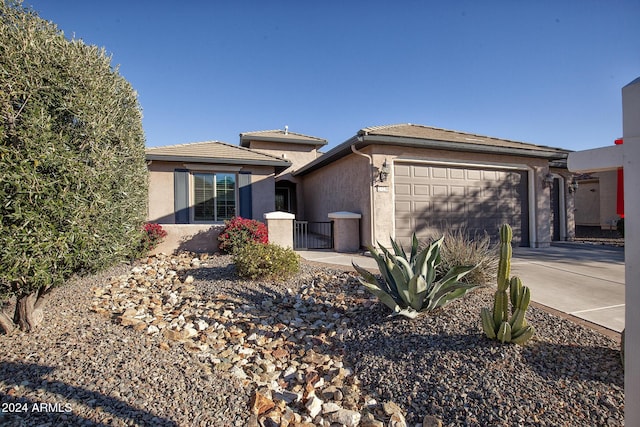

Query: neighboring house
[574,171,621,230]
[145,140,290,252]
[146,123,575,252]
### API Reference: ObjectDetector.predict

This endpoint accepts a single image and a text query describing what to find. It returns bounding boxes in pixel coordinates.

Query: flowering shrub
[141,223,168,252]
[234,241,300,279]
[218,217,268,254]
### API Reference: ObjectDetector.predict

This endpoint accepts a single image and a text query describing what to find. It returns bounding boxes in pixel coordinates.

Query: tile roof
[240,129,327,147]
[294,123,570,176]
[360,123,569,154]
[145,140,291,167]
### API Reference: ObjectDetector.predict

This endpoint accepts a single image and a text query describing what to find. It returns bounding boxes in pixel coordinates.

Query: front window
[193,172,236,222]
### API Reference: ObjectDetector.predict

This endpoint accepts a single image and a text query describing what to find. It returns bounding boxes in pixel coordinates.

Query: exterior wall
[598,170,620,229]
[549,169,576,241]
[575,171,620,229]
[150,224,224,255]
[575,179,600,226]
[148,161,176,223]
[147,160,276,224]
[250,167,277,219]
[301,144,562,249]
[300,152,372,245]
[246,140,321,173]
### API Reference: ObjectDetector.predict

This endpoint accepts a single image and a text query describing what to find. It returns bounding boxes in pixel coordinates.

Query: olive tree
[0,1,148,333]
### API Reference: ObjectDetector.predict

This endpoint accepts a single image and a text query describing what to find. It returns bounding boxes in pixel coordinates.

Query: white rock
[195,319,209,331]
[183,326,198,339]
[321,402,341,414]
[147,325,160,334]
[328,408,361,427]
[305,394,323,418]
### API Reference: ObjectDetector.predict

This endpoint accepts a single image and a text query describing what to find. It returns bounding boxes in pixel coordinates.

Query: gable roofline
[146,140,292,171]
[294,123,571,176]
[240,129,328,148]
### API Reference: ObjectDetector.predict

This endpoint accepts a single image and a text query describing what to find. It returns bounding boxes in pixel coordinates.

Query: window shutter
[174,169,190,224]
[238,172,252,219]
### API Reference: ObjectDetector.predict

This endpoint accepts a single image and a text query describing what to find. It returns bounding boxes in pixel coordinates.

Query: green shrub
[234,242,300,280]
[352,234,478,319]
[218,216,268,254]
[0,1,147,333]
[437,229,499,286]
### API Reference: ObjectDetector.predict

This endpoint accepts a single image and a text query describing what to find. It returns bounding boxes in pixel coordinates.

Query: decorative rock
[305,394,323,418]
[384,401,407,427]
[321,401,341,414]
[327,408,361,426]
[251,390,275,415]
[422,414,443,427]
[360,411,384,427]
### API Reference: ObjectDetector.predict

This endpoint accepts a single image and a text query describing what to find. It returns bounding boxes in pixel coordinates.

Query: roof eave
[294,134,569,176]
[363,134,570,160]
[146,154,292,169]
[240,135,328,147]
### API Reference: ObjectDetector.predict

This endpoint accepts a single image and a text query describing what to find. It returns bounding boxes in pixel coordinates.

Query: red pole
[615,138,624,218]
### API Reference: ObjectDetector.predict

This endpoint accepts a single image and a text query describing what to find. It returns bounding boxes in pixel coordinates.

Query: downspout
[351,142,375,248]
[528,167,538,248]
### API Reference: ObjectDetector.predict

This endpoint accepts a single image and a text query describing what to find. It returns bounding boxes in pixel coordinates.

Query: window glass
[193,173,236,221]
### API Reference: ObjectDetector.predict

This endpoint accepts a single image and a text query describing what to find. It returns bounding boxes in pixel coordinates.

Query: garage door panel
[394,163,529,246]
[395,164,411,177]
[414,185,430,196]
[395,183,411,195]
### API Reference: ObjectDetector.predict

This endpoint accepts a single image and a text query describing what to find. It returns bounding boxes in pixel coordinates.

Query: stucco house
[145,140,291,252]
[574,171,620,230]
[146,123,574,252]
[292,124,572,248]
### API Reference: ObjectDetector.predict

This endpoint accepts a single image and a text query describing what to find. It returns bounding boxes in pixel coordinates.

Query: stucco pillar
[264,211,295,249]
[328,211,362,252]
[622,77,640,426]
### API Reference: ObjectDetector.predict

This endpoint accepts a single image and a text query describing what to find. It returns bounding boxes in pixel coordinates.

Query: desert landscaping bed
[0,253,624,426]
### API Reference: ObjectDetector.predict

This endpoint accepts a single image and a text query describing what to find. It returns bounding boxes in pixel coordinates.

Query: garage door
[394,163,529,246]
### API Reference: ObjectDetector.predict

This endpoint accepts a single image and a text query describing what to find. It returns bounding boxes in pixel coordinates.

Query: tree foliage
[0,0,148,332]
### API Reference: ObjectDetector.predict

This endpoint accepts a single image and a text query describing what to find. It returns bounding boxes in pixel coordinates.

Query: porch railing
[294,221,333,250]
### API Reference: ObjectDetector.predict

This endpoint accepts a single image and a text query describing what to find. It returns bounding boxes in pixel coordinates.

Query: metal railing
[294,221,333,250]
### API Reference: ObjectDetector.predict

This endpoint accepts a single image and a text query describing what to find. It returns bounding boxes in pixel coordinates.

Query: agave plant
[352,234,478,319]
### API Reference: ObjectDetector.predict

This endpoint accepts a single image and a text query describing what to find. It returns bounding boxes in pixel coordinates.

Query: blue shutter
[238,172,252,219]
[174,169,189,224]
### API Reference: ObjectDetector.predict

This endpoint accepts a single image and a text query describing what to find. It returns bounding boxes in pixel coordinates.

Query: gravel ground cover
[0,253,624,426]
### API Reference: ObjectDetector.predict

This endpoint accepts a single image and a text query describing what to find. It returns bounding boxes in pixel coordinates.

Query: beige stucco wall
[246,140,321,173]
[575,171,620,229]
[147,160,276,224]
[598,170,620,229]
[575,179,600,226]
[150,224,224,254]
[300,144,565,249]
[300,152,372,245]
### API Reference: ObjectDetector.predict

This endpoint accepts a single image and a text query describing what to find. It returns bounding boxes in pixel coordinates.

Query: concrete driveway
[511,243,625,332]
[298,242,625,333]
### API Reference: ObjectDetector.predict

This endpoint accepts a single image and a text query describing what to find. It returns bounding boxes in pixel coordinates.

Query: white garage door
[394,163,529,246]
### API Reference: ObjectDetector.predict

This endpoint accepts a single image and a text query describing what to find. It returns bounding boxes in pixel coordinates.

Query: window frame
[190,171,238,224]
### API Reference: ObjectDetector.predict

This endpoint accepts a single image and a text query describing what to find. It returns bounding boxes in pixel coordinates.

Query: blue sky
[24,1,640,152]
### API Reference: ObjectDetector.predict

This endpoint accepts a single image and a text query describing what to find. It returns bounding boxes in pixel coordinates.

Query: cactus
[481,224,536,345]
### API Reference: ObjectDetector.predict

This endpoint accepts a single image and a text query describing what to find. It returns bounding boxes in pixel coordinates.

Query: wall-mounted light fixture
[568,178,579,194]
[379,159,390,182]
[543,173,555,188]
